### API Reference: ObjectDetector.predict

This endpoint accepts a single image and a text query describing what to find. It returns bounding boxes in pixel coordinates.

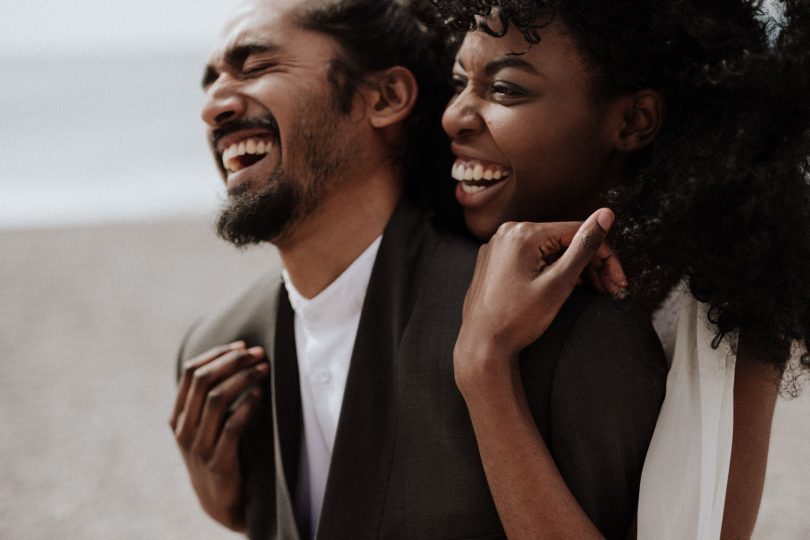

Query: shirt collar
[282,236,382,328]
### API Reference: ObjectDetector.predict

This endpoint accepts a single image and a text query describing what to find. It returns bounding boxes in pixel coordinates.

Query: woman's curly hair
[431,0,810,370]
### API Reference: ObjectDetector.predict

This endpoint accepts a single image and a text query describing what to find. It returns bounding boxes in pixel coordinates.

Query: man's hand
[169,341,269,532]
[455,209,624,391]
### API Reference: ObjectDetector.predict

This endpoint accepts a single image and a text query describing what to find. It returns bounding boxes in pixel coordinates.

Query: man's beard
[215,99,349,247]
[216,168,302,247]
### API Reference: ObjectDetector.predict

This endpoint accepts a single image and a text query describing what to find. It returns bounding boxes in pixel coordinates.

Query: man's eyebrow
[202,42,282,90]
[484,56,542,78]
[224,42,281,69]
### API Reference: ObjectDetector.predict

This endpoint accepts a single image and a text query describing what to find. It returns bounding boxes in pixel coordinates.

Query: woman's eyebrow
[484,56,544,78]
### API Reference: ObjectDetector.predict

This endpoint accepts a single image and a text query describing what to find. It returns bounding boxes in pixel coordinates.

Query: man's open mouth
[221,136,276,173]
[451,158,511,194]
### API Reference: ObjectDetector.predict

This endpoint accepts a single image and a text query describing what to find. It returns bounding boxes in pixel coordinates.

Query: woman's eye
[491,82,526,99]
[451,76,468,94]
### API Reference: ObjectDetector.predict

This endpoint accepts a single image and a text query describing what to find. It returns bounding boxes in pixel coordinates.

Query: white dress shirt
[281,236,382,537]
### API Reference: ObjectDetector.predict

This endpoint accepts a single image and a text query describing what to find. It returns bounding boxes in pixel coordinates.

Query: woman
[430,0,810,538]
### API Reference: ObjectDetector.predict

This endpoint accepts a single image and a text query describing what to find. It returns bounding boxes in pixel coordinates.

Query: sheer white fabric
[638,291,736,539]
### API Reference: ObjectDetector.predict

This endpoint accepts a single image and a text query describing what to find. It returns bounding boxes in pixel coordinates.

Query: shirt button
[318,372,332,384]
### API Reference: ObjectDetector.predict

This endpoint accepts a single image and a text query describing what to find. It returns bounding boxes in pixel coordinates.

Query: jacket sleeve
[548,295,667,539]
[175,317,205,382]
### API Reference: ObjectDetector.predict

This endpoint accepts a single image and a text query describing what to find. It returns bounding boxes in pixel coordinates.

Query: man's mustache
[210,115,280,150]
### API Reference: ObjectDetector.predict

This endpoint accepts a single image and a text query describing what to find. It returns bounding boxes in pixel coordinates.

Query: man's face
[201,0,355,246]
[442,19,621,240]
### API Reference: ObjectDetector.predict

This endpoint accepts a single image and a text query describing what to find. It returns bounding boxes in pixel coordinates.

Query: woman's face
[443,19,626,240]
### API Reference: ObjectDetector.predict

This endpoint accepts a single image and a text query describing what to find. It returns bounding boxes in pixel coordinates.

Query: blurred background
[0,1,277,538]
[0,0,237,228]
[0,0,808,538]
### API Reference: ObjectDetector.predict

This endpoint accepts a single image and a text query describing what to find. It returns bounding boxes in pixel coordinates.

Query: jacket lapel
[245,279,305,540]
[271,289,305,539]
[237,275,301,540]
[315,200,438,538]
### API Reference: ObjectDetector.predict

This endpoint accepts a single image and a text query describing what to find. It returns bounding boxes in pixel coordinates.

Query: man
[169,0,667,538]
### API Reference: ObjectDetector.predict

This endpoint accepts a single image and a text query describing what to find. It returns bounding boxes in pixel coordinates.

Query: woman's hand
[452,209,623,540]
[455,209,623,391]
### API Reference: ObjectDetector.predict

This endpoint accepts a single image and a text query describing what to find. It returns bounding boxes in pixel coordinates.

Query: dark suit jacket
[178,199,667,540]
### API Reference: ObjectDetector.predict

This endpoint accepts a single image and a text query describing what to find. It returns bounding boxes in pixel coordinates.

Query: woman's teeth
[452,160,510,193]
[222,137,275,173]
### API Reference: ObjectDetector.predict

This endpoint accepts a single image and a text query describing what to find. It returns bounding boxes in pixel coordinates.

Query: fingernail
[230,340,246,349]
[596,209,614,232]
[248,346,264,356]
[253,363,269,375]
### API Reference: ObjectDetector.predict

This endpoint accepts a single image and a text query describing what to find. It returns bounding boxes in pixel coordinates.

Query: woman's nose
[442,89,483,140]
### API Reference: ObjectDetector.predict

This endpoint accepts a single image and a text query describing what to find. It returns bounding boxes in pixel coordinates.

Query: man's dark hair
[296,0,463,232]
[432,0,810,374]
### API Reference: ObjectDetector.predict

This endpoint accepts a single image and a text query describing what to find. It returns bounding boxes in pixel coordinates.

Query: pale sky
[0,0,240,57]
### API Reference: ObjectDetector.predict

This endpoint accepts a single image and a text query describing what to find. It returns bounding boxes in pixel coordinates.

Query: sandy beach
[0,217,275,539]
[1,217,808,539]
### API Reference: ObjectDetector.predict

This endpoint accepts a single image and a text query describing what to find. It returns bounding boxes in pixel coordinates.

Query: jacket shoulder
[430,230,480,274]
[543,293,667,539]
[414,229,480,312]
[560,293,667,379]
[177,271,283,370]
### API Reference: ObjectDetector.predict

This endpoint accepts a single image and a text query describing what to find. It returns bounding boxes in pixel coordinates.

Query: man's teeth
[221,137,275,173]
[451,160,510,186]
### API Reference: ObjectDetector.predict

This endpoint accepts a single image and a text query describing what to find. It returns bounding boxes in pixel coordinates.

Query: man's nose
[201,78,247,127]
[441,89,483,140]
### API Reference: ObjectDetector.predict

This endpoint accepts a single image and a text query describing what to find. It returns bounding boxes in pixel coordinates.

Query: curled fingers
[174,346,264,448]
[171,341,245,430]
[191,359,269,460]
[209,387,264,472]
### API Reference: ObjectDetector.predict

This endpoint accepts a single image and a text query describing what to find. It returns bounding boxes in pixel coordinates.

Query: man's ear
[362,66,419,129]
[614,90,664,152]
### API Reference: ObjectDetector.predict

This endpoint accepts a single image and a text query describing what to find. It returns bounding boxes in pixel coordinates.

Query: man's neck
[277,167,403,299]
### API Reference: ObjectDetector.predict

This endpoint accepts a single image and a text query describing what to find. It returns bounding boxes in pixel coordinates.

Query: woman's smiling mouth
[451,157,511,194]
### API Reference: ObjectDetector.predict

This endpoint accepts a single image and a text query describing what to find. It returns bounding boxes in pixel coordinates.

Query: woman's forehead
[455,20,581,73]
